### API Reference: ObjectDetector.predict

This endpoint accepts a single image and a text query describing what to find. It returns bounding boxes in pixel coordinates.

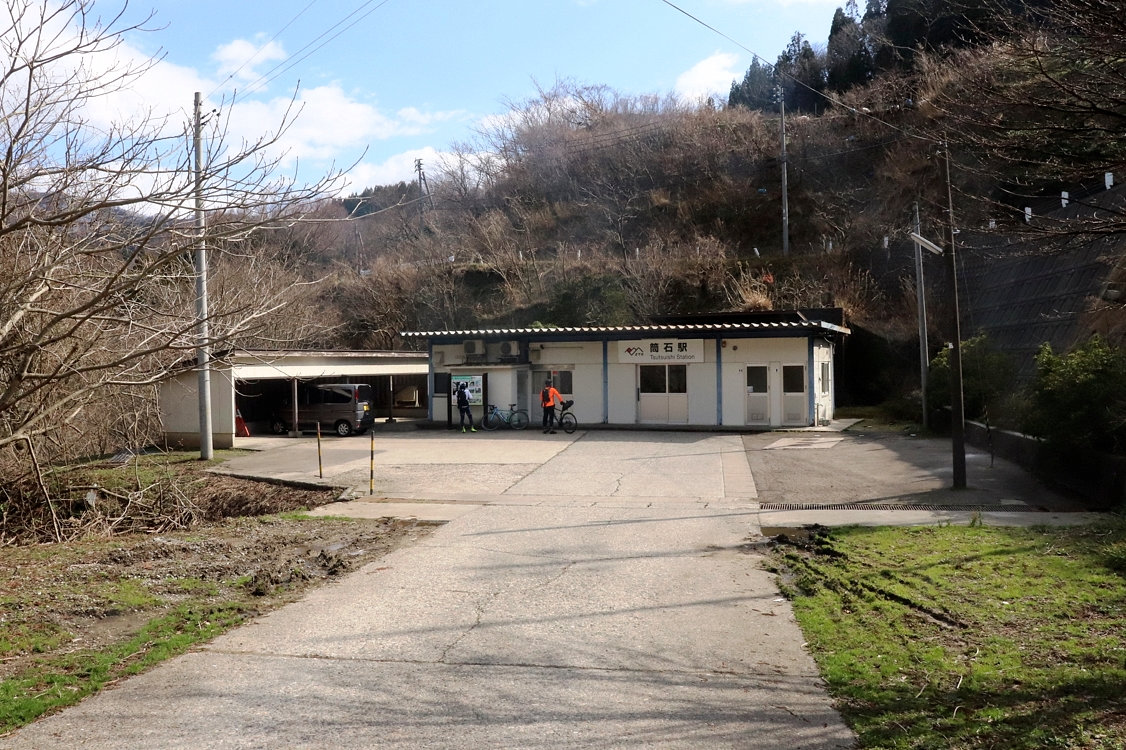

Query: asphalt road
[2,427,1102,748]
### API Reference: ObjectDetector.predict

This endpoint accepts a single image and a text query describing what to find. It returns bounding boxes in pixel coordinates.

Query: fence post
[316,422,323,479]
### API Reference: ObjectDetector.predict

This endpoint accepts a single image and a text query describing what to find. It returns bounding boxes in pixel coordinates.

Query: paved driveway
[226,427,1091,527]
[2,428,1101,748]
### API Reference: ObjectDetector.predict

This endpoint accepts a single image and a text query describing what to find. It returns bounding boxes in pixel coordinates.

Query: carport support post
[386,374,395,423]
[289,378,299,437]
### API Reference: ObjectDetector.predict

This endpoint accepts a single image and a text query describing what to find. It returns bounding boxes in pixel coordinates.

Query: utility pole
[415,158,432,235]
[193,92,213,460]
[913,202,929,429]
[943,139,966,489]
[780,89,790,256]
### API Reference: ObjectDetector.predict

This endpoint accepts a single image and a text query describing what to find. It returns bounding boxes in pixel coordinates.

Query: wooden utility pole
[780,92,790,256]
[943,139,966,489]
[415,158,432,235]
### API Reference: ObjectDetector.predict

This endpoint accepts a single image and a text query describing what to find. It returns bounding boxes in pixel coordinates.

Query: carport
[159,350,429,449]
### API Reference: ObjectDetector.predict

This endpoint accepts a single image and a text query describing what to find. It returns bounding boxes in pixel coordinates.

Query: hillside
[292,0,1124,406]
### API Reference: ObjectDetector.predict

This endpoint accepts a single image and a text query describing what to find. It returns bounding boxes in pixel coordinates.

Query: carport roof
[192,349,428,380]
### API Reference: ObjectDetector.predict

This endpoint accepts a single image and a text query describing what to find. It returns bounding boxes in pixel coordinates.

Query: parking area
[222,427,1100,528]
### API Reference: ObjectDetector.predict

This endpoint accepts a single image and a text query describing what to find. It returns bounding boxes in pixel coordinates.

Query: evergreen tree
[827,2,875,93]
[776,33,827,114]
[727,58,776,111]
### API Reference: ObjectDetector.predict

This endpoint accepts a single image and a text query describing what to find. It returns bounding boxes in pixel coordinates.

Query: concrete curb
[206,469,348,496]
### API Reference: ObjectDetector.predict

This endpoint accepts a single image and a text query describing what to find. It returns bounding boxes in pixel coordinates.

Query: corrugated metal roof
[402,320,850,337]
[233,363,428,379]
[173,349,428,377]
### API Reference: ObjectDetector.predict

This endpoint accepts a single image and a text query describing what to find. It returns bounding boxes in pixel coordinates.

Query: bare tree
[0,0,341,468]
[926,0,1126,234]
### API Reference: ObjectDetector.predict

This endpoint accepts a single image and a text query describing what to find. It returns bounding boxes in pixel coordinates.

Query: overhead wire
[656,0,1099,237]
[204,0,320,100]
[214,0,395,101]
[656,0,940,146]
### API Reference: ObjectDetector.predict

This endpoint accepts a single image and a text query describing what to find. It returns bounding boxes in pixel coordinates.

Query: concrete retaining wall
[964,420,1125,511]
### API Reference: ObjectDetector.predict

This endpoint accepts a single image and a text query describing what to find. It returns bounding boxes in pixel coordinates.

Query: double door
[745,363,807,427]
[638,364,688,423]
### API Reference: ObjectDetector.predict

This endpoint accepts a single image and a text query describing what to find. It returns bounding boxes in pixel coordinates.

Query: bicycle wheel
[482,411,501,431]
[559,412,577,434]
[509,410,530,430]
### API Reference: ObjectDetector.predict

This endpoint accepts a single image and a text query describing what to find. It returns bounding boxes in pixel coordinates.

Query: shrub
[928,334,1016,422]
[1025,336,1126,460]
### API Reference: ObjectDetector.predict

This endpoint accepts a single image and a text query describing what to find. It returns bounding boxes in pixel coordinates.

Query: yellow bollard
[316,422,323,479]
[369,429,375,495]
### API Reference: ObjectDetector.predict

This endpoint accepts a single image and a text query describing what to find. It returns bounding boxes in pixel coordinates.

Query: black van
[270,383,375,436]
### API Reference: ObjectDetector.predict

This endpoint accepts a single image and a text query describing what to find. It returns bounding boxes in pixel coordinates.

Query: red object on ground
[235,409,251,437]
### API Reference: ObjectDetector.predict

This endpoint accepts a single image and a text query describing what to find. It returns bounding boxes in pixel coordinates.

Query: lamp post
[910,221,967,490]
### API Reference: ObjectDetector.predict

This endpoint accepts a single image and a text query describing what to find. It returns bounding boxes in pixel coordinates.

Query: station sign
[618,339,704,363]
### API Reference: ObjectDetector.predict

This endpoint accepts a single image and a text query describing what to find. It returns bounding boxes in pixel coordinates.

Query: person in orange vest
[540,379,562,434]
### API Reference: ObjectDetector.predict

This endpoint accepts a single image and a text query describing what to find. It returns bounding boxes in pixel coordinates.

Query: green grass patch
[0,602,251,732]
[277,512,354,522]
[775,523,1126,749]
[95,579,162,609]
[836,405,924,434]
[0,622,72,659]
[164,578,221,596]
[49,449,251,494]
[273,510,316,521]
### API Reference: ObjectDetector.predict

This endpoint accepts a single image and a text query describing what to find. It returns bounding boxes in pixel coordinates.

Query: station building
[402,309,849,430]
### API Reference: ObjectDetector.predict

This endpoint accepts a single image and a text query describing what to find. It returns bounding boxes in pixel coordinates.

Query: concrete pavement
[2,427,1109,748]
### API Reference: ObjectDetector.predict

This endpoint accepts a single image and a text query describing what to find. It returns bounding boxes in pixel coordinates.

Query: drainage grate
[759,502,1035,512]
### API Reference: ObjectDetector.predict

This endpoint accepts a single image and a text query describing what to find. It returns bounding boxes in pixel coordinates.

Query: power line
[656,0,938,145]
[205,0,320,100]
[239,0,395,96]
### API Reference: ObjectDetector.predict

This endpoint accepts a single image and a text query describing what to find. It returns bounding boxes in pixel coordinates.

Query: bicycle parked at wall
[482,403,530,430]
[553,399,578,434]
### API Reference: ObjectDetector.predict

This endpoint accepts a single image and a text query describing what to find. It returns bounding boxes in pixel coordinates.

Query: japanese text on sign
[619,339,704,363]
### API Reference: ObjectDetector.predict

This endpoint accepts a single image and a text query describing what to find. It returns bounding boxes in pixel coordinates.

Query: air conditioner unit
[498,340,521,358]
[463,339,485,355]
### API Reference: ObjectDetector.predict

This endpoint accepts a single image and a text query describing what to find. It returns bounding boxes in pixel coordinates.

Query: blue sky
[111,0,841,194]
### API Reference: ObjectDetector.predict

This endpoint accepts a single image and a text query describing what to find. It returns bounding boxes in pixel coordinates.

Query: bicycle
[482,403,530,431]
[553,399,578,434]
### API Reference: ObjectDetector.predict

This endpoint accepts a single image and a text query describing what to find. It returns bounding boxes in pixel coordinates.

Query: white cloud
[675,52,743,103]
[342,147,446,194]
[212,37,287,85]
[395,106,468,130]
[215,84,468,178]
[4,6,465,197]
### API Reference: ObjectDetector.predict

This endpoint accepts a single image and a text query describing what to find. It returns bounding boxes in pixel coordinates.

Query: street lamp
[910,220,967,490]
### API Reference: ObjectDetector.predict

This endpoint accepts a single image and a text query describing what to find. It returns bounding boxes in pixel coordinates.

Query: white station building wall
[432,333,838,429]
